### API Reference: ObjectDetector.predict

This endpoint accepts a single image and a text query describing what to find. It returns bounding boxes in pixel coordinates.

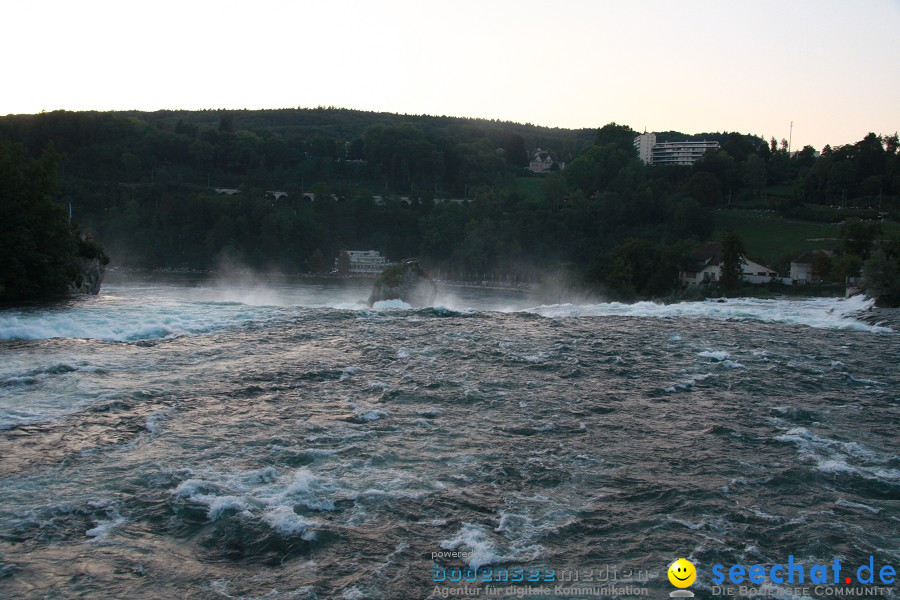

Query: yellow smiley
[668,558,697,588]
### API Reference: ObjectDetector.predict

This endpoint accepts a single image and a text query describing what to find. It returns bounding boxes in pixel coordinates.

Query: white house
[680,242,779,287]
[790,250,831,283]
[528,148,564,173]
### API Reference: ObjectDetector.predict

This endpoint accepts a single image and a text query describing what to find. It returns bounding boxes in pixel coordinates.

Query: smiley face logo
[668,558,696,588]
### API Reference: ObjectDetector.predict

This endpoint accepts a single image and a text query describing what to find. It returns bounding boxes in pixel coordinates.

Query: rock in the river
[68,257,105,295]
[368,260,437,307]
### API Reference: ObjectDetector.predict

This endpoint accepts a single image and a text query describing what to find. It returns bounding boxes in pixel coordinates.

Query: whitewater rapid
[0,277,889,343]
[0,274,896,599]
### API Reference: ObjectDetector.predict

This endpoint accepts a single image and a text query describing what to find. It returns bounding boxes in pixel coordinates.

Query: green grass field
[713,209,900,266]
[713,209,841,264]
[513,178,895,268]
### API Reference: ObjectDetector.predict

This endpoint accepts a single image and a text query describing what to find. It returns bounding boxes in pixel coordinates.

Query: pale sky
[4,0,898,151]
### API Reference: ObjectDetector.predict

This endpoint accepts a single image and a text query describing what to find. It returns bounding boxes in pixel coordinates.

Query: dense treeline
[686,131,900,213]
[0,108,593,195]
[0,141,108,301]
[0,108,896,300]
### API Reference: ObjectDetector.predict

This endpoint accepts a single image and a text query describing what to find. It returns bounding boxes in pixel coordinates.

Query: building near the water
[633,133,720,166]
[335,250,389,275]
[790,250,832,283]
[679,242,779,286]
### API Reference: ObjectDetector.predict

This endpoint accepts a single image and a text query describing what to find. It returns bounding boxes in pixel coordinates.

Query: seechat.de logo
[711,556,896,586]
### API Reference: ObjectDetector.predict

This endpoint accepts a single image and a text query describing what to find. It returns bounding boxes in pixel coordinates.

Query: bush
[863,249,900,307]
[77,238,110,265]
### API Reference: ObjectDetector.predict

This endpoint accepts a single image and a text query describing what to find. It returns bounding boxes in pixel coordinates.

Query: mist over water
[0,273,897,599]
[0,274,889,345]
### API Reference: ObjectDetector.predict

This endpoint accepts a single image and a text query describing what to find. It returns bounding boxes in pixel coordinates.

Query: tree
[595,123,638,154]
[347,138,365,160]
[720,231,746,288]
[884,133,899,156]
[307,248,326,273]
[218,113,234,132]
[840,218,881,259]
[810,252,833,282]
[0,141,87,300]
[121,152,142,181]
[694,150,738,192]
[741,154,767,196]
[862,248,900,307]
[503,134,528,168]
[337,250,351,274]
[687,171,722,206]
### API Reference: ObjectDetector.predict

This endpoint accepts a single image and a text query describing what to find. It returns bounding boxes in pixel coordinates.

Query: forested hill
[0,107,596,191]
[0,108,897,300]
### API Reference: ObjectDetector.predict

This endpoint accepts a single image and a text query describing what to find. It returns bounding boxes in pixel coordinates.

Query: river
[0,274,896,599]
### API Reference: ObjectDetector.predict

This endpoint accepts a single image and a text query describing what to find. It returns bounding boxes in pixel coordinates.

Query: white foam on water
[371,299,412,310]
[3,282,887,345]
[85,516,126,540]
[145,409,173,433]
[261,506,317,541]
[339,366,362,381]
[440,523,509,570]
[84,501,127,542]
[775,427,899,482]
[355,409,386,422]
[358,488,426,500]
[835,498,881,514]
[518,295,890,332]
[349,400,388,423]
[0,302,269,342]
[665,373,714,393]
[170,467,331,541]
[206,496,252,521]
[302,448,337,457]
[169,462,439,538]
[847,375,884,386]
[493,504,574,556]
[665,516,706,530]
[699,350,730,361]
[85,513,127,541]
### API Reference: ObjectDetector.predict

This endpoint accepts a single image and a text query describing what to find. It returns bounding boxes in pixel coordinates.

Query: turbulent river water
[0,274,897,599]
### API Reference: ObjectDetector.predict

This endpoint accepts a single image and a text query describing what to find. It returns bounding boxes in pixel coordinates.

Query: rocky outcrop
[68,258,105,295]
[368,260,437,307]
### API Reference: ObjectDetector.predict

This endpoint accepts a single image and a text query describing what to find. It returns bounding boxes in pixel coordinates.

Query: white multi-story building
[335,250,389,275]
[634,133,656,164]
[633,133,720,166]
